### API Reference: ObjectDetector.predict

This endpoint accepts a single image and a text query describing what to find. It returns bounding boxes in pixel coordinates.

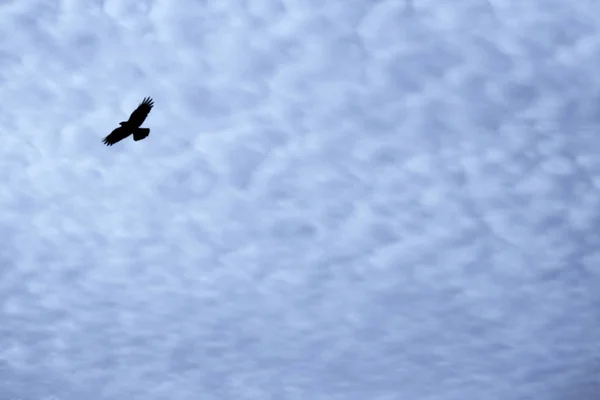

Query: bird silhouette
[103,97,154,146]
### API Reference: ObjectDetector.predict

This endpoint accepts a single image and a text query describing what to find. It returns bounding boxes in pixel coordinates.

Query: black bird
[103,97,154,146]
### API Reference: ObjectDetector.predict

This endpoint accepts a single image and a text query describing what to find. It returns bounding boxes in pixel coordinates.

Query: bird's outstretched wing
[133,128,150,141]
[102,127,131,146]
[127,97,154,127]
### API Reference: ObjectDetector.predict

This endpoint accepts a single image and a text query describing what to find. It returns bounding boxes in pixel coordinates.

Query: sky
[0,0,599,399]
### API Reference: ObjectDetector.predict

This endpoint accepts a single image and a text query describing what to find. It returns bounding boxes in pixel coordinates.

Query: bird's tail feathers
[133,128,150,141]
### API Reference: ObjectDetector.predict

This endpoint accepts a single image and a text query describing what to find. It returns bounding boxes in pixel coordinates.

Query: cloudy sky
[0,1,599,399]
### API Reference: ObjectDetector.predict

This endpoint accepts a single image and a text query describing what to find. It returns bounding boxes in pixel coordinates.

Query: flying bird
[103,97,154,146]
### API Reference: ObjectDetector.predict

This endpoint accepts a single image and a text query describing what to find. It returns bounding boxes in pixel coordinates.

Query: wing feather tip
[141,96,154,108]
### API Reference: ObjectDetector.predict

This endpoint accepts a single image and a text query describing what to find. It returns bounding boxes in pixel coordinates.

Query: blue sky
[0,1,599,399]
